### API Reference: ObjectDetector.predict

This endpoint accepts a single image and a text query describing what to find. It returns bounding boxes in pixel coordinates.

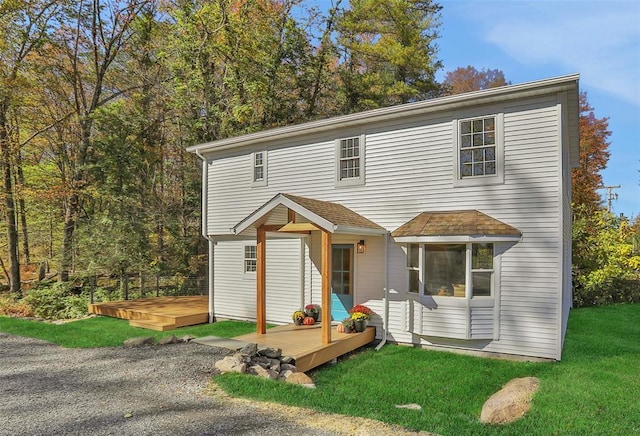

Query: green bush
[573,209,640,307]
[24,283,89,320]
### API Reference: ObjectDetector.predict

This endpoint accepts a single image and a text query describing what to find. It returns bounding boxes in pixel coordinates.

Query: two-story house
[187,74,579,360]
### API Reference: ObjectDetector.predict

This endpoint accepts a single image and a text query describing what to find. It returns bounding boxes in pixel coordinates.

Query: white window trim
[243,245,257,275]
[335,134,365,187]
[406,242,496,300]
[251,150,267,187]
[452,113,504,187]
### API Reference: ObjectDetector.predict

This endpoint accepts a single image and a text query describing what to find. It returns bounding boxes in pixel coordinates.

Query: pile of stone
[214,343,315,388]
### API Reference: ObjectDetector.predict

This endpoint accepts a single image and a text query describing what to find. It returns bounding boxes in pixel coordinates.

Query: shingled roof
[233,193,386,235]
[281,194,385,232]
[392,210,521,238]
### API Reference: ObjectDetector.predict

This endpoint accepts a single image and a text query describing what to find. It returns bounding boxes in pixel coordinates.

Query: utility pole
[598,185,621,213]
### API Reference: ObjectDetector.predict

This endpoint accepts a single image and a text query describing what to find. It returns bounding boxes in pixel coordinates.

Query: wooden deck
[89,296,375,371]
[233,324,376,372]
[88,296,208,331]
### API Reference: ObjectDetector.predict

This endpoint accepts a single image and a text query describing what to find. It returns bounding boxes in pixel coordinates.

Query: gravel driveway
[0,333,341,436]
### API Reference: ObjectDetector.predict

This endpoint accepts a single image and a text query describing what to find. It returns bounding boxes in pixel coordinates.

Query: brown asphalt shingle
[282,193,385,231]
[392,210,521,237]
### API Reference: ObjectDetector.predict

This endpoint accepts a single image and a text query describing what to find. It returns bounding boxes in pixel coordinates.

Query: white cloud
[479,1,640,106]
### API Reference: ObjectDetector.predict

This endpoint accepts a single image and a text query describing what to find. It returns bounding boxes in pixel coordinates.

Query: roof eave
[187,74,580,155]
[393,235,522,243]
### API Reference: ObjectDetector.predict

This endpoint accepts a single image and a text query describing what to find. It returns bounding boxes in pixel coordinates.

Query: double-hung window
[407,243,420,294]
[336,135,365,186]
[244,245,257,273]
[454,114,503,186]
[252,151,267,186]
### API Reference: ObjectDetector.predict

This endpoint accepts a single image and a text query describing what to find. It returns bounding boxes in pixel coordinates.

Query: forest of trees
[0,0,637,308]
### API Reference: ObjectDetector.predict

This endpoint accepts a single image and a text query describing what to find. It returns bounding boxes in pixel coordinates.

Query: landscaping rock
[278,369,294,380]
[214,355,246,374]
[158,335,178,345]
[395,403,422,410]
[123,337,156,347]
[285,371,316,388]
[268,358,281,373]
[177,335,195,343]
[280,356,294,364]
[258,347,282,359]
[248,364,279,380]
[239,342,258,357]
[480,377,540,424]
[280,363,297,372]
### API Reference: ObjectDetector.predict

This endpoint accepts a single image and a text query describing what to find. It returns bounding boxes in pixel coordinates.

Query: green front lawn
[216,304,640,435]
[2,305,638,434]
[0,315,256,347]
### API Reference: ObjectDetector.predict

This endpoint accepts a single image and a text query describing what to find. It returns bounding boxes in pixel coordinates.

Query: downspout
[195,150,215,323]
[375,232,390,351]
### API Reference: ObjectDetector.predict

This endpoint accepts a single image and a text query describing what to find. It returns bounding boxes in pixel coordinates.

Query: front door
[331,244,353,322]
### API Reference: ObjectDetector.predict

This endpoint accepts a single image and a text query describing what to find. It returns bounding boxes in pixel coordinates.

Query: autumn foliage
[572,92,611,215]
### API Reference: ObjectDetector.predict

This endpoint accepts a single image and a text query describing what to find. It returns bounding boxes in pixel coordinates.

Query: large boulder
[284,371,316,389]
[480,377,540,424]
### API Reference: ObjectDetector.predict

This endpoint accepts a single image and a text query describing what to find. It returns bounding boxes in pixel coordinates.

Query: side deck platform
[233,324,376,372]
[88,296,208,331]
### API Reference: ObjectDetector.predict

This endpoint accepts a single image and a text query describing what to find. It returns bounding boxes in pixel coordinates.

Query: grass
[0,315,257,348]
[214,303,640,435]
[2,304,638,434]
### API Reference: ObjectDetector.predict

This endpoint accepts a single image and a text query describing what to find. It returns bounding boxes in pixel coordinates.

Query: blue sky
[307,0,640,218]
[436,0,640,218]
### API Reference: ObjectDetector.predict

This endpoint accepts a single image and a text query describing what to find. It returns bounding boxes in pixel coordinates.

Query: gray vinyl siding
[205,92,571,359]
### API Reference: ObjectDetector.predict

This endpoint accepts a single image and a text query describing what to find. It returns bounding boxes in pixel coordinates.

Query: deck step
[129,319,177,331]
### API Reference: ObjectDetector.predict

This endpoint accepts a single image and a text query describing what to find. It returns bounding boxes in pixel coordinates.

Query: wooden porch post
[257,225,266,334]
[321,230,332,344]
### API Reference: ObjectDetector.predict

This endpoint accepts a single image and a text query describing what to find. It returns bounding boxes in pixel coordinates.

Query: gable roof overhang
[187,74,580,161]
[392,210,522,243]
[233,193,387,236]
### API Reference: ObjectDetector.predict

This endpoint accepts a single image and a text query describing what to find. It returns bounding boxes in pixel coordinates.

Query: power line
[597,185,621,213]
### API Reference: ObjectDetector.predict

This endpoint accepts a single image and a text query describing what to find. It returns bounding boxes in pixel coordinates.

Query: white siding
[213,238,301,324]
[205,92,571,360]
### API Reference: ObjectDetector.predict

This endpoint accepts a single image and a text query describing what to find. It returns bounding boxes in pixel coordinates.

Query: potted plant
[349,304,373,332]
[292,310,305,325]
[304,304,321,321]
[337,317,354,333]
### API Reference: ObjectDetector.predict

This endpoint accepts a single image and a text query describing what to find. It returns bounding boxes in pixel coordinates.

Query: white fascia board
[393,235,522,244]
[187,74,579,156]
[334,226,388,236]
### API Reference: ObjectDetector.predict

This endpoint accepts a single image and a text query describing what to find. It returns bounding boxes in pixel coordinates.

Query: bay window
[408,243,494,298]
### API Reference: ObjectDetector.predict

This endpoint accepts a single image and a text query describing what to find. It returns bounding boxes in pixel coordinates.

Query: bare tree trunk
[0,253,10,284]
[0,105,21,297]
[15,151,30,264]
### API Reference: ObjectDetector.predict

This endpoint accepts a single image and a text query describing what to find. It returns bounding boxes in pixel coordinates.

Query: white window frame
[453,113,504,187]
[335,134,365,187]
[243,245,257,274]
[407,242,495,299]
[251,150,267,187]
[406,243,421,294]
